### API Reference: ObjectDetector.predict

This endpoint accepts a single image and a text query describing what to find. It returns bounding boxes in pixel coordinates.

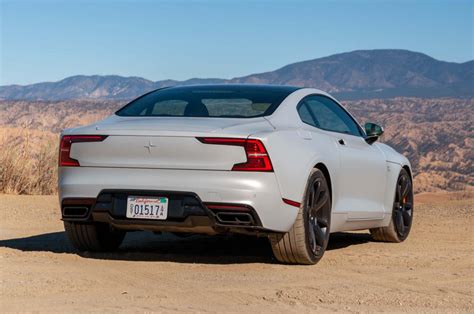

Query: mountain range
[1,49,472,100]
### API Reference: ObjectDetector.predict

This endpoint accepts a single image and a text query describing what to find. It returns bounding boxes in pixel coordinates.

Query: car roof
[164,84,301,94]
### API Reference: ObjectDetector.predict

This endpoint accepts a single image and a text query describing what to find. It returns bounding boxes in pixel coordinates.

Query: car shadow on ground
[0,230,372,264]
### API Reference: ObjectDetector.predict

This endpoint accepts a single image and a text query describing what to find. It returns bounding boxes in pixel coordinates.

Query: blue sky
[1,0,473,85]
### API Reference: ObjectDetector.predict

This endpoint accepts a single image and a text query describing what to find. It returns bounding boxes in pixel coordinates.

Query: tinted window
[298,95,362,136]
[116,86,296,118]
[151,100,187,115]
[203,98,271,117]
[297,101,316,126]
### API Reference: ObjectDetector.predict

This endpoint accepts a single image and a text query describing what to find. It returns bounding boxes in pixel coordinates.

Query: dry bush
[0,130,58,194]
[0,100,119,195]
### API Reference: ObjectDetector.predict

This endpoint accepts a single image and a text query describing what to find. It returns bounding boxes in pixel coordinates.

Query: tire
[269,169,331,265]
[64,221,126,252]
[370,168,413,242]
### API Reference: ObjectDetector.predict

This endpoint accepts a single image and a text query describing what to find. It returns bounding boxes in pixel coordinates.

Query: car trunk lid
[67,116,273,170]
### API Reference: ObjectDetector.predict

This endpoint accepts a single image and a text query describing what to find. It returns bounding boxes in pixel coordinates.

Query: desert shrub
[0,136,57,194]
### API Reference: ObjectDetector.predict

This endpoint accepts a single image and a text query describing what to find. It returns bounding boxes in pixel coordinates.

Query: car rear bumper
[58,167,299,232]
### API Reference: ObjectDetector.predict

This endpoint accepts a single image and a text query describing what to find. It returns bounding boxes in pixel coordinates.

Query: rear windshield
[115,86,296,118]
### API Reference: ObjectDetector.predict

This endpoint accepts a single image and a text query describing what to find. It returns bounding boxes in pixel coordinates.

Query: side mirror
[364,122,384,144]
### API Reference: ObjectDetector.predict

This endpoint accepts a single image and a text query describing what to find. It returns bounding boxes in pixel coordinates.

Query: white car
[59,84,413,265]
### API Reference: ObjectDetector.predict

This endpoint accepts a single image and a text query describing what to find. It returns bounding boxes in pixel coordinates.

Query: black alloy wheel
[370,168,414,242]
[392,170,414,240]
[306,175,331,257]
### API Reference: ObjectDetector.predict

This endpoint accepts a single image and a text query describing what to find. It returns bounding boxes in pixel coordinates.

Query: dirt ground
[0,194,472,312]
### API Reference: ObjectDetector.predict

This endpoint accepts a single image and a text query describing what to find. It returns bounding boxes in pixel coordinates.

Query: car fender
[375,142,413,222]
[376,143,411,168]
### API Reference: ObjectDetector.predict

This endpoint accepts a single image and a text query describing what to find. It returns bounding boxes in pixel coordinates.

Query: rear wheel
[370,168,413,242]
[269,169,331,265]
[64,221,126,252]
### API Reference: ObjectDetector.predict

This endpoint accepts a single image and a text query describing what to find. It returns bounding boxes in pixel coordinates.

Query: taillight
[59,135,108,167]
[197,137,273,172]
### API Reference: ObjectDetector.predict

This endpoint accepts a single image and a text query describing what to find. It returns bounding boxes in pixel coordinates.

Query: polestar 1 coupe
[59,84,413,264]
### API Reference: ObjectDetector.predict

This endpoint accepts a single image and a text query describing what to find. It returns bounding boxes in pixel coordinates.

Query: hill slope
[231,50,474,99]
[1,50,472,100]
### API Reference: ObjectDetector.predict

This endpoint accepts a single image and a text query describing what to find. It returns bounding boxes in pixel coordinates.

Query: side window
[297,102,317,127]
[298,95,362,136]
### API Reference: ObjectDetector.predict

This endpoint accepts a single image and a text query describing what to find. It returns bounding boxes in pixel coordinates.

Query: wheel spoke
[404,202,413,211]
[313,190,328,213]
[313,223,325,247]
[401,178,411,199]
[396,183,402,201]
[402,210,411,226]
[395,210,404,234]
[318,217,329,228]
[307,188,315,208]
[312,181,321,205]
[308,220,317,252]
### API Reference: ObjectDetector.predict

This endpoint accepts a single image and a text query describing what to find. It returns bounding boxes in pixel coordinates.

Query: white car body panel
[71,136,247,170]
[59,86,411,234]
[59,167,298,232]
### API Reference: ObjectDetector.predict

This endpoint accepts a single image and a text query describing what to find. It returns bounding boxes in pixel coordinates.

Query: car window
[202,98,272,117]
[151,100,188,116]
[297,102,318,126]
[297,95,362,136]
[116,86,297,118]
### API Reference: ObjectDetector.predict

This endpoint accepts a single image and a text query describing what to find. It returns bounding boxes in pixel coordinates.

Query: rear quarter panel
[258,88,339,206]
[254,128,340,211]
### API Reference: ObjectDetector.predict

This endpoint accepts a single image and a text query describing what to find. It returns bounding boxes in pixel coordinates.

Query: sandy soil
[0,194,472,312]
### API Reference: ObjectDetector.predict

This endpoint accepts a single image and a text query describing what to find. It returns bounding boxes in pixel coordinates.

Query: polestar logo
[144,140,156,153]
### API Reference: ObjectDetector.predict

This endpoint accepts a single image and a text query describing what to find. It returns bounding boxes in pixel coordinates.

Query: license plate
[126,196,168,220]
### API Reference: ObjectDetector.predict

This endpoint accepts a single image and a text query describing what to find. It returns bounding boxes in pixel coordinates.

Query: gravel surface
[0,195,472,312]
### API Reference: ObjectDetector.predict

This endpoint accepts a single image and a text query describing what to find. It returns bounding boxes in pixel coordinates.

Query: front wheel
[370,168,413,242]
[64,221,126,252]
[269,169,331,265]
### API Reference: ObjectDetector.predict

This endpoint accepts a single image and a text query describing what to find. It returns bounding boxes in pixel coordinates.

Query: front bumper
[59,167,299,232]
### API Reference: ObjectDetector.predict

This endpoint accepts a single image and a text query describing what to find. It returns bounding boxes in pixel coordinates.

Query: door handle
[338,139,346,145]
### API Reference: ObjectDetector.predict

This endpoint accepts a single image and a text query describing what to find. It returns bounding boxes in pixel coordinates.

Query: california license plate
[126,196,168,220]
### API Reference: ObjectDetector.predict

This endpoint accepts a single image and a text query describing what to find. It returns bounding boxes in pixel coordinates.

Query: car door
[298,95,387,220]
